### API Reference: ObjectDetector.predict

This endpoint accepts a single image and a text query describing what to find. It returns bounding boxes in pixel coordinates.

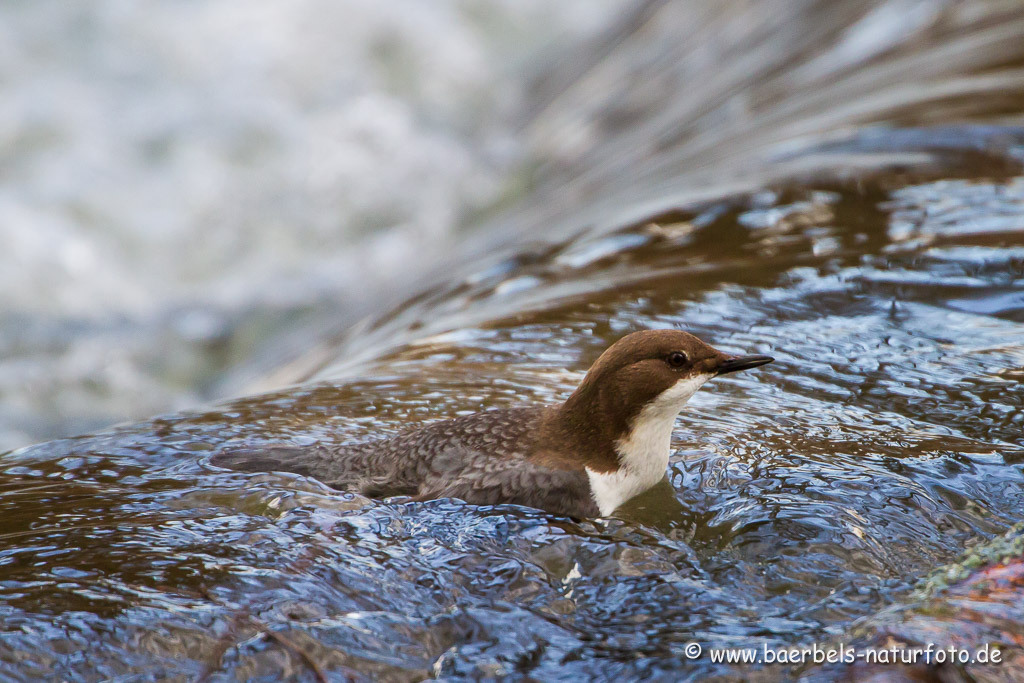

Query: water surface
[3,150,1024,679]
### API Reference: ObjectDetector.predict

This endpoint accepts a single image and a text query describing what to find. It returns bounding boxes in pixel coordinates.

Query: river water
[3,1,1024,680]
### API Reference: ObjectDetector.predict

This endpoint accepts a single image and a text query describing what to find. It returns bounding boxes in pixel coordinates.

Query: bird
[210,329,773,518]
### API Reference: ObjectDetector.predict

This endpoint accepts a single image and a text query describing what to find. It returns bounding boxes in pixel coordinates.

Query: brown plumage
[211,330,773,518]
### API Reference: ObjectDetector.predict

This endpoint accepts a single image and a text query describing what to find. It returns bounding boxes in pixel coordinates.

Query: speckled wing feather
[209,443,415,494]
[413,458,597,518]
[209,407,597,517]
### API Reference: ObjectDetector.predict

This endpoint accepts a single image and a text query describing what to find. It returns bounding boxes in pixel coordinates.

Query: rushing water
[4,151,1024,679]
[4,1,1024,681]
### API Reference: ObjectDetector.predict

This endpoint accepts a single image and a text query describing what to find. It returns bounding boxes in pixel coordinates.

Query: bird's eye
[666,351,688,368]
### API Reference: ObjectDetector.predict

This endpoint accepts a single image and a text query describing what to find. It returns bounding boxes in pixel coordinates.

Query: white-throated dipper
[211,330,773,518]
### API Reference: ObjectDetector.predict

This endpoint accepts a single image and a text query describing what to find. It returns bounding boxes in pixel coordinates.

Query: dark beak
[716,354,774,376]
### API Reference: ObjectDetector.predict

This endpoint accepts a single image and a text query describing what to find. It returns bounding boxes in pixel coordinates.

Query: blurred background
[0,0,622,449]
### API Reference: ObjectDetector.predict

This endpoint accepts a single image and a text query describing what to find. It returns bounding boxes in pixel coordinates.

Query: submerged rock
[800,523,1024,681]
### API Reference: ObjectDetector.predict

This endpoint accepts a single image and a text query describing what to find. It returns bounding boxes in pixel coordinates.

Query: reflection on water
[3,0,1024,679]
[4,158,1024,678]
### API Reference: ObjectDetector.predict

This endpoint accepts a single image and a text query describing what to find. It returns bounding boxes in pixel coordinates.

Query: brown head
[553,329,773,473]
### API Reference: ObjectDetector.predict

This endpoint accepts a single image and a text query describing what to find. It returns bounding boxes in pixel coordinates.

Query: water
[3,1,1024,680]
[4,155,1023,678]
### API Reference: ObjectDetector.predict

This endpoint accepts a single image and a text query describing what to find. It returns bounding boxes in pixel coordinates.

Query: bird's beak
[716,354,774,376]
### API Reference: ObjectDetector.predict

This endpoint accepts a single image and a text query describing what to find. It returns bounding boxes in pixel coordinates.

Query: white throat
[586,373,712,516]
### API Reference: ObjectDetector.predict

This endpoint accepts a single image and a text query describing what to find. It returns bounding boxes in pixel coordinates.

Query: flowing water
[4,1,1024,681]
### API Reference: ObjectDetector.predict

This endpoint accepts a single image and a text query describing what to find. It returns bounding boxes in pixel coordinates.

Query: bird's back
[210,406,597,517]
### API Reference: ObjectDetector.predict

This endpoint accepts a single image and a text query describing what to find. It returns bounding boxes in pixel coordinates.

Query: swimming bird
[211,329,773,518]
